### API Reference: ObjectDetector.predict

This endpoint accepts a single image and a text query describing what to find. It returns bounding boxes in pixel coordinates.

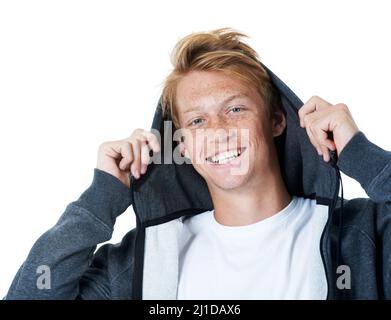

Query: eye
[229,106,242,113]
[189,118,204,126]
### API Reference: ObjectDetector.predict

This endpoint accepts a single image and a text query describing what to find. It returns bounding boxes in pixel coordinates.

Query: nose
[205,117,238,147]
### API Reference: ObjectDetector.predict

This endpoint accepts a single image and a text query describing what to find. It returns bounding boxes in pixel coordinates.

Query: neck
[208,162,292,227]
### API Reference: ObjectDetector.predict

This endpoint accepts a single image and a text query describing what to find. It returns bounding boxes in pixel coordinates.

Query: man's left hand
[298,95,359,162]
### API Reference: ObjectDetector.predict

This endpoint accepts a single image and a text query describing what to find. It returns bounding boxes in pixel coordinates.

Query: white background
[1,0,390,297]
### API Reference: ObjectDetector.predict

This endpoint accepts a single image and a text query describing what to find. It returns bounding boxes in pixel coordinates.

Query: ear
[272,108,286,137]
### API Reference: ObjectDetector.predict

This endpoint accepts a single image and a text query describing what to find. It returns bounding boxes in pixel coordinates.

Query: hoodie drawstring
[334,167,344,268]
[330,149,345,295]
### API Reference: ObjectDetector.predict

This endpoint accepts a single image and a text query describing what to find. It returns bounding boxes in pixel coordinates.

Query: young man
[6,28,391,300]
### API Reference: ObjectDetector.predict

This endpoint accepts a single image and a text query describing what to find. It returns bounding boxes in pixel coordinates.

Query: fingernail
[131,169,138,179]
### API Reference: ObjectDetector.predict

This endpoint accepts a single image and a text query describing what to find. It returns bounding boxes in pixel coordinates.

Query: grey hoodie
[5,64,391,300]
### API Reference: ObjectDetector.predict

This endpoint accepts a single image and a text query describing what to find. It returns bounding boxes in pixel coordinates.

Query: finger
[140,141,151,174]
[110,141,133,170]
[302,113,323,154]
[142,131,161,153]
[320,145,330,162]
[118,142,133,171]
[305,125,323,155]
[130,140,141,179]
[298,96,332,128]
[306,110,337,152]
[100,141,122,159]
[314,126,337,152]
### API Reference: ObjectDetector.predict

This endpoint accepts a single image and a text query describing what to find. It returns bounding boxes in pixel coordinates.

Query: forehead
[176,70,254,111]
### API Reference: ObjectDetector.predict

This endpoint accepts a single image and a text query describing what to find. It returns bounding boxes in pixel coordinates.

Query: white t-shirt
[177,196,328,300]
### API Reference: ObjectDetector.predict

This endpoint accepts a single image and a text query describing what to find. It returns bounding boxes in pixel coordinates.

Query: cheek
[242,118,263,141]
[182,133,203,161]
[246,120,271,155]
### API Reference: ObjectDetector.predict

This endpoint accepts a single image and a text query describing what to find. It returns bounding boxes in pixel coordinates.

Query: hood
[131,63,339,225]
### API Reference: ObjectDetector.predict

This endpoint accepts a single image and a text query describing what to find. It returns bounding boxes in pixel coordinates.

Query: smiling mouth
[205,147,247,165]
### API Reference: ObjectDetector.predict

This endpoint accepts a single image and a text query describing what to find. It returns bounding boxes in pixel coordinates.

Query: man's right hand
[96,129,160,188]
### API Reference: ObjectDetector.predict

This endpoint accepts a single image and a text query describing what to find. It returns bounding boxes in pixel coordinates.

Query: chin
[208,173,250,191]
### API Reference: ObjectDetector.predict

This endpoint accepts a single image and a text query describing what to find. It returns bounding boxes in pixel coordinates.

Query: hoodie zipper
[319,164,344,300]
[130,177,210,300]
[130,178,145,300]
[319,197,334,300]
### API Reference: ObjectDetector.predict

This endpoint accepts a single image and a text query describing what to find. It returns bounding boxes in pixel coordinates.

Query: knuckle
[134,128,145,135]
[121,140,132,149]
[130,128,143,139]
[98,141,110,150]
[337,103,348,112]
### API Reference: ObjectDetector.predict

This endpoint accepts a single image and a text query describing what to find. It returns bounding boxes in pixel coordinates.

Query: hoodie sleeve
[337,131,391,203]
[5,168,132,300]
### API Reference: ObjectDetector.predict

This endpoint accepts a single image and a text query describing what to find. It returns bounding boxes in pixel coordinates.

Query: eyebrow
[184,93,248,114]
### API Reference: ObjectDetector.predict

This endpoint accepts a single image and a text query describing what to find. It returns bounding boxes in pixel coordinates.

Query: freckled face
[176,70,279,191]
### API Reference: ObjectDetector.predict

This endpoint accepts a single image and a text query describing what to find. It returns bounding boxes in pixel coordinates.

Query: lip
[205,147,247,168]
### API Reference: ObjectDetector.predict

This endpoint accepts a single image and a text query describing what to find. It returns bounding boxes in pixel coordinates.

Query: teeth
[209,149,242,164]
